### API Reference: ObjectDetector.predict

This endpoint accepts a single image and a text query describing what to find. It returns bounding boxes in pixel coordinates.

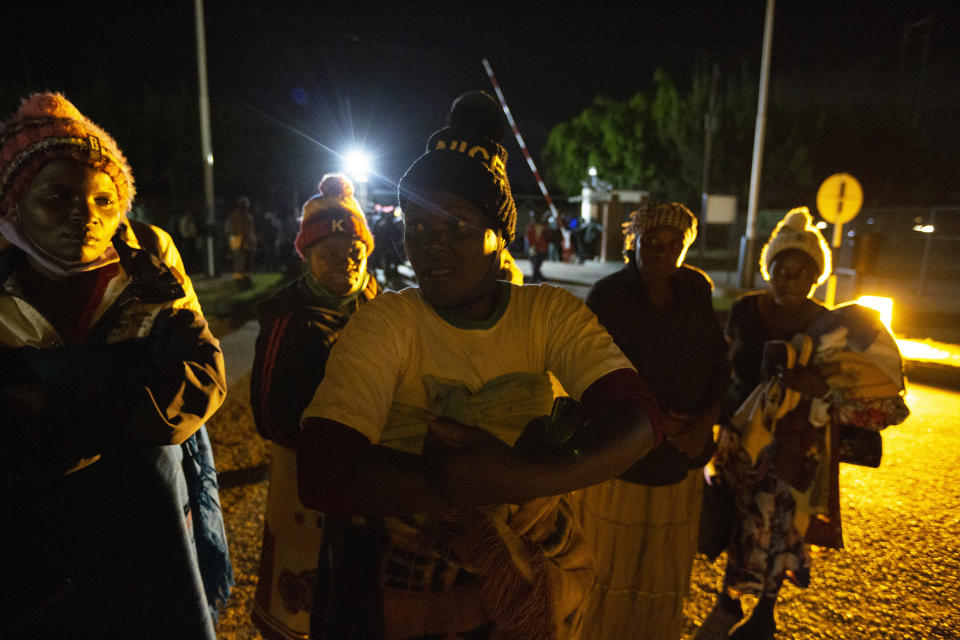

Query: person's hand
[423,414,525,506]
[660,411,688,437]
[778,363,835,398]
[666,411,714,458]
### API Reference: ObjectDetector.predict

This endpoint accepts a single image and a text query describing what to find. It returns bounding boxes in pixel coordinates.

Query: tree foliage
[542,65,818,208]
[542,94,657,195]
[543,63,955,209]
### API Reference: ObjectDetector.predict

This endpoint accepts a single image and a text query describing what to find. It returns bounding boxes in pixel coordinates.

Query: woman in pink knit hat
[0,93,227,639]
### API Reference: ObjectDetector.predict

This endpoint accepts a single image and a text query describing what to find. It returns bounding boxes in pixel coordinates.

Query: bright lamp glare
[912,224,935,233]
[857,296,893,330]
[344,151,371,182]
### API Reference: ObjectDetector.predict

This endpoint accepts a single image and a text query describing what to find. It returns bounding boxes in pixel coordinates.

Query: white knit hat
[759,207,831,285]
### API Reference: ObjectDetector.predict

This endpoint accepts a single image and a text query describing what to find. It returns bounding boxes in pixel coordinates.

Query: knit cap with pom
[397,91,517,243]
[294,173,374,259]
[0,93,135,220]
[760,206,831,284]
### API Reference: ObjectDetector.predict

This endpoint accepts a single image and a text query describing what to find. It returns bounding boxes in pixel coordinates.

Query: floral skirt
[713,428,811,597]
[252,442,325,640]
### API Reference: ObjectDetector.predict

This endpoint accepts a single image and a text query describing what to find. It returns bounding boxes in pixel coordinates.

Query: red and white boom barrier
[482,58,559,218]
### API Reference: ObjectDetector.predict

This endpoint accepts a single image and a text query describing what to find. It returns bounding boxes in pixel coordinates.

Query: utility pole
[739,0,775,289]
[194,0,217,277]
[699,63,720,265]
[912,11,934,126]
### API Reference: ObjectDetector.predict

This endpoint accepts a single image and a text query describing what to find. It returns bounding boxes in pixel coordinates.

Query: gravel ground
[684,382,960,639]
[206,372,269,640]
[206,370,960,639]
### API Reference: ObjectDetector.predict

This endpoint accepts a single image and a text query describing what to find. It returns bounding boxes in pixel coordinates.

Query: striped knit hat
[294,173,374,259]
[0,93,135,220]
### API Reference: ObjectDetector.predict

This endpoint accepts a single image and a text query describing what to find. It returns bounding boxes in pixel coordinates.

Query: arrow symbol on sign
[838,180,845,214]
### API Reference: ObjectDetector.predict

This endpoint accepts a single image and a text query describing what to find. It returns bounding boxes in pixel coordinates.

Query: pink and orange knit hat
[294,173,374,259]
[0,93,135,220]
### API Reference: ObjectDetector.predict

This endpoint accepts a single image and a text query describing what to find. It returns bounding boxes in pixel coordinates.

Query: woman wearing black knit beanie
[295,91,664,639]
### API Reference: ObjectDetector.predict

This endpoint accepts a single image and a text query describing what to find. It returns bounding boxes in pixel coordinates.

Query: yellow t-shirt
[301,282,633,451]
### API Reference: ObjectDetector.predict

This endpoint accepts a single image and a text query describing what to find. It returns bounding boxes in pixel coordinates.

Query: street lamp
[343,149,372,212]
[343,150,371,183]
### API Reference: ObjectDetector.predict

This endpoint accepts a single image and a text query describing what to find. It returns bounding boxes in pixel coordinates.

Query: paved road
[685,382,960,639]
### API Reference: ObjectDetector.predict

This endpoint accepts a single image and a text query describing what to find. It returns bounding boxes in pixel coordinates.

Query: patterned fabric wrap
[622,201,698,259]
[716,302,910,593]
[252,443,323,640]
[712,427,812,597]
[377,495,593,640]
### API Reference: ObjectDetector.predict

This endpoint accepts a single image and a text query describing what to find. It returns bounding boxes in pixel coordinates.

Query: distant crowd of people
[524,210,604,282]
[0,90,909,640]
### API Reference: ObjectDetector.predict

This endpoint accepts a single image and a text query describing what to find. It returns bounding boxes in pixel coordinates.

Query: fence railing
[844,206,960,296]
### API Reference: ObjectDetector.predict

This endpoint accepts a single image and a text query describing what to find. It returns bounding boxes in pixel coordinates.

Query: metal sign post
[816,172,863,306]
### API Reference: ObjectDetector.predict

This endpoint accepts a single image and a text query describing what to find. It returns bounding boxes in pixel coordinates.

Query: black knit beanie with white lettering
[398,91,517,243]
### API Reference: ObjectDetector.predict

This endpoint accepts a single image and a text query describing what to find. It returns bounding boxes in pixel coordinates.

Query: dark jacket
[586,263,730,485]
[250,274,377,447]
[0,222,226,638]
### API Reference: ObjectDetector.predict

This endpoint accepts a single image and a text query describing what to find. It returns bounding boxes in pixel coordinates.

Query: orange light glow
[853,295,958,364]
[896,339,954,361]
[856,296,893,330]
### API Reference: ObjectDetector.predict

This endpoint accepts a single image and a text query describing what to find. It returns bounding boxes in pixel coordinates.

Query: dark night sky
[5,0,959,200]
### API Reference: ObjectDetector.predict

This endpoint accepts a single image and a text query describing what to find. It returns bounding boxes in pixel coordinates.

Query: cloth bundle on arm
[731,302,908,542]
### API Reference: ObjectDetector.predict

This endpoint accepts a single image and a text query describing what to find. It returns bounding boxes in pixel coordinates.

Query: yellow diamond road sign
[816,173,863,224]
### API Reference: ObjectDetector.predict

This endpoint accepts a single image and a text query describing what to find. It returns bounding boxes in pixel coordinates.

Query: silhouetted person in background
[525,209,550,282]
[227,195,256,289]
